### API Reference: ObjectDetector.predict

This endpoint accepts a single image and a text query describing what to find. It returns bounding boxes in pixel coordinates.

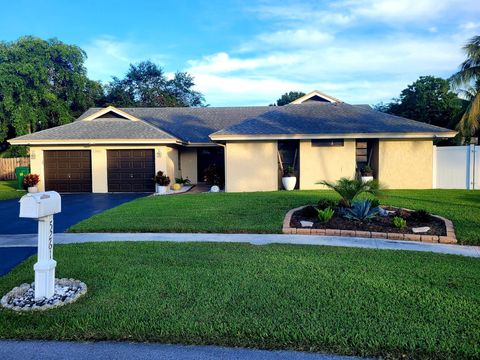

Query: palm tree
[450,36,480,141]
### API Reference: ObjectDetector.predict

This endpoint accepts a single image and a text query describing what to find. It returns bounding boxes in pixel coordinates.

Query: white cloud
[460,21,480,30]
[241,29,333,52]
[185,0,480,106]
[187,52,301,74]
[192,73,410,106]
[351,0,453,22]
[83,36,167,82]
[187,34,465,105]
[250,0,479,26]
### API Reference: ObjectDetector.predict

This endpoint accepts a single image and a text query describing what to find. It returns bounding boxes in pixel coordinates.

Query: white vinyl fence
[433,145,479,189]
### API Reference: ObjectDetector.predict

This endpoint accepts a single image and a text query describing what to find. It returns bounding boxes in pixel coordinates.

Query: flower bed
[283,205,457,243]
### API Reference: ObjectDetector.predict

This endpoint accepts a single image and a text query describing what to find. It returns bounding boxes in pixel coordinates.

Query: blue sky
[1,0,480,106]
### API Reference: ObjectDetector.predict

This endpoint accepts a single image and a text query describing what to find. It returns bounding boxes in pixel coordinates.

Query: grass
[0,242,478,358]
[0,180,25,200]
[69,189,480,246]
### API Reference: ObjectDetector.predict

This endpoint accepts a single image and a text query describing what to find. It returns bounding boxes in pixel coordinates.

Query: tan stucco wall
[29,145,177,193]
[299,139,356,189]
[179,148,198,184]
[225,141,278,192]
[377,139,433,189]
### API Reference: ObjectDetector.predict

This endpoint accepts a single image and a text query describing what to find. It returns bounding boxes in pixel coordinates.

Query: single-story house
[9,90,456,193]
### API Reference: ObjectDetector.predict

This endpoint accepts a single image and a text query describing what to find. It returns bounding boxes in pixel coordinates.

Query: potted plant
[155,171,171,194]
[360,165,374,183]
[204,164,224,188]
[282,165,297,191]
[23,174,40,193]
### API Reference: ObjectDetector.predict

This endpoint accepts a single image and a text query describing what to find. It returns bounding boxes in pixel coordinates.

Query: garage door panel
[107,150,155,192]
[44,150,92,193]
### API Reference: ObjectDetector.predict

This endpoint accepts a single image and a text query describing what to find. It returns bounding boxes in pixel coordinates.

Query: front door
[197,147,224,185]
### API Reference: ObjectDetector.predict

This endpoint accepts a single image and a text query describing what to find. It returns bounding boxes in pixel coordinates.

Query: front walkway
[0,340,363,360]
[1,232,479,257]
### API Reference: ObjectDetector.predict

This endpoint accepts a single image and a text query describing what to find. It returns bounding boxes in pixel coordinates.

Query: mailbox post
[19,191,61,299]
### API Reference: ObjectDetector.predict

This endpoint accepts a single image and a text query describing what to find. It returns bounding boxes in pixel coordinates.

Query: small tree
[273,91,306,106]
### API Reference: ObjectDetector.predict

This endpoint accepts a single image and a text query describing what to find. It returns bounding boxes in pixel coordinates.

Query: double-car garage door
[44,149,155,193]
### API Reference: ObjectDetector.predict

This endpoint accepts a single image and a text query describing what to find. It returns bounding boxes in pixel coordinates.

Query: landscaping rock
[300,220,313,228]
[1,278,87,312]
[378,207,389,217]
[412,226,430,233]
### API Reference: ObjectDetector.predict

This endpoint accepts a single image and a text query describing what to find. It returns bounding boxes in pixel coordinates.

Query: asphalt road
[0,246,36,276]
[0,340,365,360]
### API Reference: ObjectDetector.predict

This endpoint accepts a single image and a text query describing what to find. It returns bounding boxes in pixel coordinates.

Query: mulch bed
[290,206,446,236]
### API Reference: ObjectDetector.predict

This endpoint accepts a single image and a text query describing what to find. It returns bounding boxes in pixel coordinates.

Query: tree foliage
[0,36,103,144]
[274,91,306,106]
[101,61,205,107]
[376,76,464,129]
[450,35,480,140]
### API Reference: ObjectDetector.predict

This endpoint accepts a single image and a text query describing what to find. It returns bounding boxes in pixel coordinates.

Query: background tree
[450,35,480,141]
[376,76,463,129]
[0,36,102,152]
[102,61,204,107]
[273,91,306,106]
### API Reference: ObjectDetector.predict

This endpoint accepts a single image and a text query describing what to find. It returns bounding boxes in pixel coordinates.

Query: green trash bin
[15,166,30,190]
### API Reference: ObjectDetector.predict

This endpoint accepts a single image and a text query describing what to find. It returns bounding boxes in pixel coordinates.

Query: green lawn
[1,242,478,358]
[0,180,25,200]
[69,189,480,246]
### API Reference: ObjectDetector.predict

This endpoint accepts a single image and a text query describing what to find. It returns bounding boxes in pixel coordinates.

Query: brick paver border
[282,206,457,244]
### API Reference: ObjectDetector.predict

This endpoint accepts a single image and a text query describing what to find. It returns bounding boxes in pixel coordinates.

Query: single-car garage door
[107,150,155,192]
[44,150,92,192]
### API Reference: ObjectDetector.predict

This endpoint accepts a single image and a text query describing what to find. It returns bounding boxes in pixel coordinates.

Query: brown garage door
[44,150,92,192]
[107,150,155,192]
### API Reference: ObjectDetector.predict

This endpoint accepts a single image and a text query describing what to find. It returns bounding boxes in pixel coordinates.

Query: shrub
[317,198,337,210]
[370,198,380,208]
[301,205,318,218]
[204,164,223,186]
[175,177,191,185]
[317,177,384,207]
[283,166,295,177]
[317,207,334,223]
[23,174,39,188]
[360,165,373,176]
[343,199,378,222]
[155,171,171,186]
[410,209,430,222]
[393,216,407,229]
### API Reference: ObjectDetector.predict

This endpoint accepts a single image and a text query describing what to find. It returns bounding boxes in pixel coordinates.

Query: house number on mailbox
[48,218,54,258]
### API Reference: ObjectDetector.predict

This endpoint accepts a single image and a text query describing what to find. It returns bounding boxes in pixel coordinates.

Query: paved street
[0,340,366,360]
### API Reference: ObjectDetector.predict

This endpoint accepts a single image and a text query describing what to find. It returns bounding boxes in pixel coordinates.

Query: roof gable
[290,90,342,104]
[81,106,141,121]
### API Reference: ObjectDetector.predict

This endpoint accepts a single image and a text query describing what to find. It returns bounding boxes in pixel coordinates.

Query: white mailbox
[19,191,61,219]
[19,191,61,299]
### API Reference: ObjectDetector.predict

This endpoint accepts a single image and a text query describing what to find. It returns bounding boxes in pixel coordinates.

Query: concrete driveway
[0,193,146,234]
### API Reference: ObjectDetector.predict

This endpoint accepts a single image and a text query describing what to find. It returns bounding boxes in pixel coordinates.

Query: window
[311,139,344,147]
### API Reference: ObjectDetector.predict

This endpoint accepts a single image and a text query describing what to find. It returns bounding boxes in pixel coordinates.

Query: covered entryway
[44,150,92,192]
[107,150,155,192]
[197,147,224,185]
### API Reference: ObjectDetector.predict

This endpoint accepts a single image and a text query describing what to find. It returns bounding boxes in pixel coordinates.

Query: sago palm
[450,35,480,139]
[317,177,383,207]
